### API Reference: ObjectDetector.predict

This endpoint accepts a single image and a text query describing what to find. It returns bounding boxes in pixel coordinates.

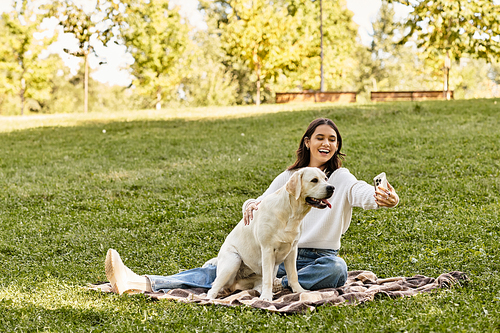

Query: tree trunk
[84,51,89,113]
[156,86,162,110]
[256,63,261,106]
[20,77,26,115]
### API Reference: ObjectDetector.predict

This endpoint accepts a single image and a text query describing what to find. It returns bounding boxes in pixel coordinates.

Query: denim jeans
[276,248,347,290]
[147,248,347,293]
[147,265,218,293]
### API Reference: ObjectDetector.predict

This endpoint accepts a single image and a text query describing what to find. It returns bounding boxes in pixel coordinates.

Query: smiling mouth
[319,149,330,154]
[306,197,332,209]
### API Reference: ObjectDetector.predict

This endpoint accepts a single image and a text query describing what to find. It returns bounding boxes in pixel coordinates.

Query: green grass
[0,103,338,133]
[0,99,499,332]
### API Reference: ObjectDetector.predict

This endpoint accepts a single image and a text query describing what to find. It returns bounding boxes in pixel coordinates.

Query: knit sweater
[242,167,381,250]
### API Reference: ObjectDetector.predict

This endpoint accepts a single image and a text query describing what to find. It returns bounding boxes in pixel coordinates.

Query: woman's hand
[243,201,260,225]
[374,182,399,207]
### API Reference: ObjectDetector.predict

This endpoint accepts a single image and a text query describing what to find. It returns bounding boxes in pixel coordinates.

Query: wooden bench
[276,92,357,104]
[371,91,454,102]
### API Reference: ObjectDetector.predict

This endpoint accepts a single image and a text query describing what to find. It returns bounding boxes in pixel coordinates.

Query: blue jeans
[147,248,347,293]
[277,248,347,290]
[147,266,218,292]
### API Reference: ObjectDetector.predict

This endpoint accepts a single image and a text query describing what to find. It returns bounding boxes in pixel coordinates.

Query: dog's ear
[286,171,302,200]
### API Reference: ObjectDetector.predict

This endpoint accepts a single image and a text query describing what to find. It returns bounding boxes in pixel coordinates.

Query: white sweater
[242,168,380,250]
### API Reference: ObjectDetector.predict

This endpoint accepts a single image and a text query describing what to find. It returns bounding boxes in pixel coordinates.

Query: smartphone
[373,172,388,190]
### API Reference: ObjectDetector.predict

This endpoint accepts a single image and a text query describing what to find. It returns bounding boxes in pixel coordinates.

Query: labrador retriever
[206,167,334,300]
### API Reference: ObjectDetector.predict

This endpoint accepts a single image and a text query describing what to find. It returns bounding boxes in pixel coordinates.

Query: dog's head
[286,167,334,209]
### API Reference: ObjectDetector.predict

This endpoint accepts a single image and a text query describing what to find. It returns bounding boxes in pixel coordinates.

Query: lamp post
[444,49,451,100]
[320,0,324,92]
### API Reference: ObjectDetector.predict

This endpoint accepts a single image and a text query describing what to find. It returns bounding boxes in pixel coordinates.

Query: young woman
[105,118,399,295]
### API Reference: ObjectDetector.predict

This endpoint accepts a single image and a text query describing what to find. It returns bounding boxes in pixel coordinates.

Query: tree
[390,0,500,99]
[48,0,116,113]
[489,60,500,86]
[200,0,358,103]
[112,0,191,110]
[0,0,56,115]
[274,0,358,93]
[199,0,255,104]
[220,0,302,105]
[352,0,426,95]
[452,58,500,99]
[367,1,400,91]
[179,31,239,107]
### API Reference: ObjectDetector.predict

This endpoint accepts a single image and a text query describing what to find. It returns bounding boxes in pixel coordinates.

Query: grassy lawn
[0,99,499,332]
[0,103,337,133]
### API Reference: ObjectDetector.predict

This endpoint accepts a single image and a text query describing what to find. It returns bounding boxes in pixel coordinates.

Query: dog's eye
[311,178,318,183]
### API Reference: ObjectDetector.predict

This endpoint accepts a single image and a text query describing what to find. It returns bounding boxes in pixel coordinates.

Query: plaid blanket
[89,270,468,314]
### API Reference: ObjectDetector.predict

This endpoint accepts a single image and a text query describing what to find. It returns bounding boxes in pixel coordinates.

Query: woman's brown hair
[288,118,345,176]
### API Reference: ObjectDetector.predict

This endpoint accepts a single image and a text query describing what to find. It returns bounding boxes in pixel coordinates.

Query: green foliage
[199,0,255,104]
[0,100,499,331]
[47,0,118,113]
[452,58,500,99]
[42,63,138,114]
[114,0,191,110]
[391,0,500,92]
[350,0,500,100]
[220,0,302,105]
[280,0,358,92]
[0,0,57,115]
[489,59,500,85]
[353,2,407,93]
[47,0,116,57]
[395,0,500,60]
[179,31,239,107]
[1,0,500,114]
[351,2,438,100]
[216,0,358,104]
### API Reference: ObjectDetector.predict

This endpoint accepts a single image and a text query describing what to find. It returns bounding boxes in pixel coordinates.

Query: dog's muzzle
[306,185,334,209]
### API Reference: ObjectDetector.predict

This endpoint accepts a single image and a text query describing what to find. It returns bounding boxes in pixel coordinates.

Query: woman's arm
[348,177,399,209]
[338,166,398,209]
[242,170,292,225]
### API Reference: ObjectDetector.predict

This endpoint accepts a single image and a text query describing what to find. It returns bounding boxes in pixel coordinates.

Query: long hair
[288,118,345,175]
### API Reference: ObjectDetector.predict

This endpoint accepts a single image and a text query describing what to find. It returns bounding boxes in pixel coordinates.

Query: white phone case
[373,172,388,190]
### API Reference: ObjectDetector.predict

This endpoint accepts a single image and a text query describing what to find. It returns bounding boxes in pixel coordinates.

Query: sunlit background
[0,0,412,86]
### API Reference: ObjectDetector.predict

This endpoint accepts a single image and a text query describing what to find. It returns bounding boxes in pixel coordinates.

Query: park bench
[276,91,357,103]
[371,90,454,102]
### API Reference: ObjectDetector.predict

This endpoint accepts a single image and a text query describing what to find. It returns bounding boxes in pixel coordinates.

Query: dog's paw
[206,289,218,299]
[292,286,305,293]
[259,292,273,301]
[289,283,306,294]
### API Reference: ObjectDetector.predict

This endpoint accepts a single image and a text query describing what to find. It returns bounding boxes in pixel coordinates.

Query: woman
[105,118,399,295]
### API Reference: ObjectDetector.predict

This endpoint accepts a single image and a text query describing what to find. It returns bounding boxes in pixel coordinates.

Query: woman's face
[305,124,338,169]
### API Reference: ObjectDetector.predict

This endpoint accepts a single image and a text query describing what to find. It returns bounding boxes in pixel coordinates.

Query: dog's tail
[202,257,218,268]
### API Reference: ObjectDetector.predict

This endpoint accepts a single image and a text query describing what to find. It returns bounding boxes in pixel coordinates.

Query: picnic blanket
[89,270,468,314]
